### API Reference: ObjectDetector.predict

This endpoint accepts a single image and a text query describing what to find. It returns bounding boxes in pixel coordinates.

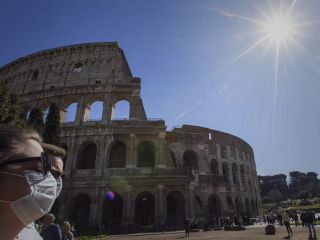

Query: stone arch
[183,150,199,170]
[222,162,229,183]
[137,141,155,167]
[102,192,123,231]
[134,191,155,226]
[208,194,222,220]
[169,150,177,168]
[108,140,126,168]
[166,191,185,226]
[111,100,130,120]
[63,102,78,123]
[71,193,91,235]
[210,159,219,174]
[226,195,234,216]
[60,143,68,170]
[84,100,104,121]
[195,195,203,218]
[76,142,97,169]
[232,163,238,184]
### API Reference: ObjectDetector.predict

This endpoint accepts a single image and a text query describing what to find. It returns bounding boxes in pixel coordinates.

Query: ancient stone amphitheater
[0,42,261,233]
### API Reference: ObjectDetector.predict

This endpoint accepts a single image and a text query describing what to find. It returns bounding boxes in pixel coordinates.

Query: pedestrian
[293,213,299,227]
[305,210,317,240]
[40,214,63,240]
[62,221,74,240]
[0,127,57,240]
[184,218,190,237]
[282,210,293,239]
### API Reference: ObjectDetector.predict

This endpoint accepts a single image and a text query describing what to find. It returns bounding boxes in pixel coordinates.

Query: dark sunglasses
[0,152,51,176]
[51,169,63,179]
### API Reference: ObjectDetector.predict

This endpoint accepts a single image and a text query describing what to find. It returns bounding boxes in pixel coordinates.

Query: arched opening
[108,141,126,168]
[43,107,50,123]
[226,196,234,217]
[111,100,130,120]
[60,143,68,170]
[134,191,155,226]
[251,199,256,216]
[195,196,203,218]
[166,191,185,226]
[65,102,77,122]
[240,165,246,184]
[137,141,155,167]
[222,162,229,183]
[235,197,241,216]
[245,198,251,217]
[210,159,219,174]
[208,194,222,223]
[71,193,91,235]
[102,192,123,232]
[183,150,199,170]
[169,150,177,168]
[77,142,97,169]
[85,101,103,121]
[232,163,238,184]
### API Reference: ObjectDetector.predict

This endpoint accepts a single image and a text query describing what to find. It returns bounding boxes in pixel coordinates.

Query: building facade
[0,42,262,232]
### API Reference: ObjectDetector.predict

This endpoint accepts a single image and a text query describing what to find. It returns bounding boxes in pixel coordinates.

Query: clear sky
[1,0,319,176]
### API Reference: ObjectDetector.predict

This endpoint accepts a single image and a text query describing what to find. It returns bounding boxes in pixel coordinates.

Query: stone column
[123,185,133,225]
[75,95,85,125]
[156,184,165,223]
[228,163,234,186]
[188,184,195,220]
[157,131,166,168]
[102,94,111,124]
[126,133,136,168]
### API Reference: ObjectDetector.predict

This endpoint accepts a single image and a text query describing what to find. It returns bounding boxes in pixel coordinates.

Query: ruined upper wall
[0,42,135,94]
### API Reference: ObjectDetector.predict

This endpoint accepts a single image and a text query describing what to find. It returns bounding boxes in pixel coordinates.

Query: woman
[61,221,74,240]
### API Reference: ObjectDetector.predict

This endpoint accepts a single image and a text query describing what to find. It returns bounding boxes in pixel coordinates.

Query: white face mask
[0,171,57,226]
[56,176,63,197]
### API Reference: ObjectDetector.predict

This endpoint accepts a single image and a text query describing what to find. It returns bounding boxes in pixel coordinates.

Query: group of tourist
[0,126,73,240]
[265,209,318,240]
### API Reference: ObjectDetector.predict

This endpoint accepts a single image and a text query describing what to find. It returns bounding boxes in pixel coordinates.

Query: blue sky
[1,0,320,176]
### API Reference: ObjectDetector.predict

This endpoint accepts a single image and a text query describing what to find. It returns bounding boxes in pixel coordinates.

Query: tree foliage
[27,108,45,134]
[43,103,60,145]
[259,171,320,200]
[0,82,24,126]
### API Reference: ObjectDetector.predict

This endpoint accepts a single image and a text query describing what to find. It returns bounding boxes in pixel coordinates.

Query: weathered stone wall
[0,42,261,232]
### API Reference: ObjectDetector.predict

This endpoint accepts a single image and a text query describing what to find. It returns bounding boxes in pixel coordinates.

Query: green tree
[43,103,60,145]
[27,108,45,134]
[0,82,24,126]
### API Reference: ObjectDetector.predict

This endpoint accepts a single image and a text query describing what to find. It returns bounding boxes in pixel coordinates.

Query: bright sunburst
[263,14,295,44]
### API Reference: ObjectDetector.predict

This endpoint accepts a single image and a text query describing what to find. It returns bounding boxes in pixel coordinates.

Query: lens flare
[106,191,115,201]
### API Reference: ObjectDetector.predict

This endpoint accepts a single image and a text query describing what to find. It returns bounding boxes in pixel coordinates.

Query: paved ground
[100,225,319,240]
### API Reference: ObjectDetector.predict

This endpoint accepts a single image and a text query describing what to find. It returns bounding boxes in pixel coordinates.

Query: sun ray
[214,35,270,75]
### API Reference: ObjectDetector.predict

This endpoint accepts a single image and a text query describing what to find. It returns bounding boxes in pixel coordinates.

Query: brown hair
[0,125,42,164]
[41,143,66,158]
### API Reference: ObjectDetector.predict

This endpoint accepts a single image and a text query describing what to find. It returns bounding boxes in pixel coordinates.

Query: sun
[263,15,295,44]
[261,15,296,44]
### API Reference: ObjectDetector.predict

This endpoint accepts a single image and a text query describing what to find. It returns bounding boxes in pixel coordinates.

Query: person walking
[305,210,317,240]
[282,210,293,239]
[184,218,190,238]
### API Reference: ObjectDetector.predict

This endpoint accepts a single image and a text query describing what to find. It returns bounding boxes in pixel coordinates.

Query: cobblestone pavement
[101,225,319,240]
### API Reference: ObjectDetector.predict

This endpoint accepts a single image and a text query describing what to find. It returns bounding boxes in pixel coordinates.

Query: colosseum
[0,42,261,233]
